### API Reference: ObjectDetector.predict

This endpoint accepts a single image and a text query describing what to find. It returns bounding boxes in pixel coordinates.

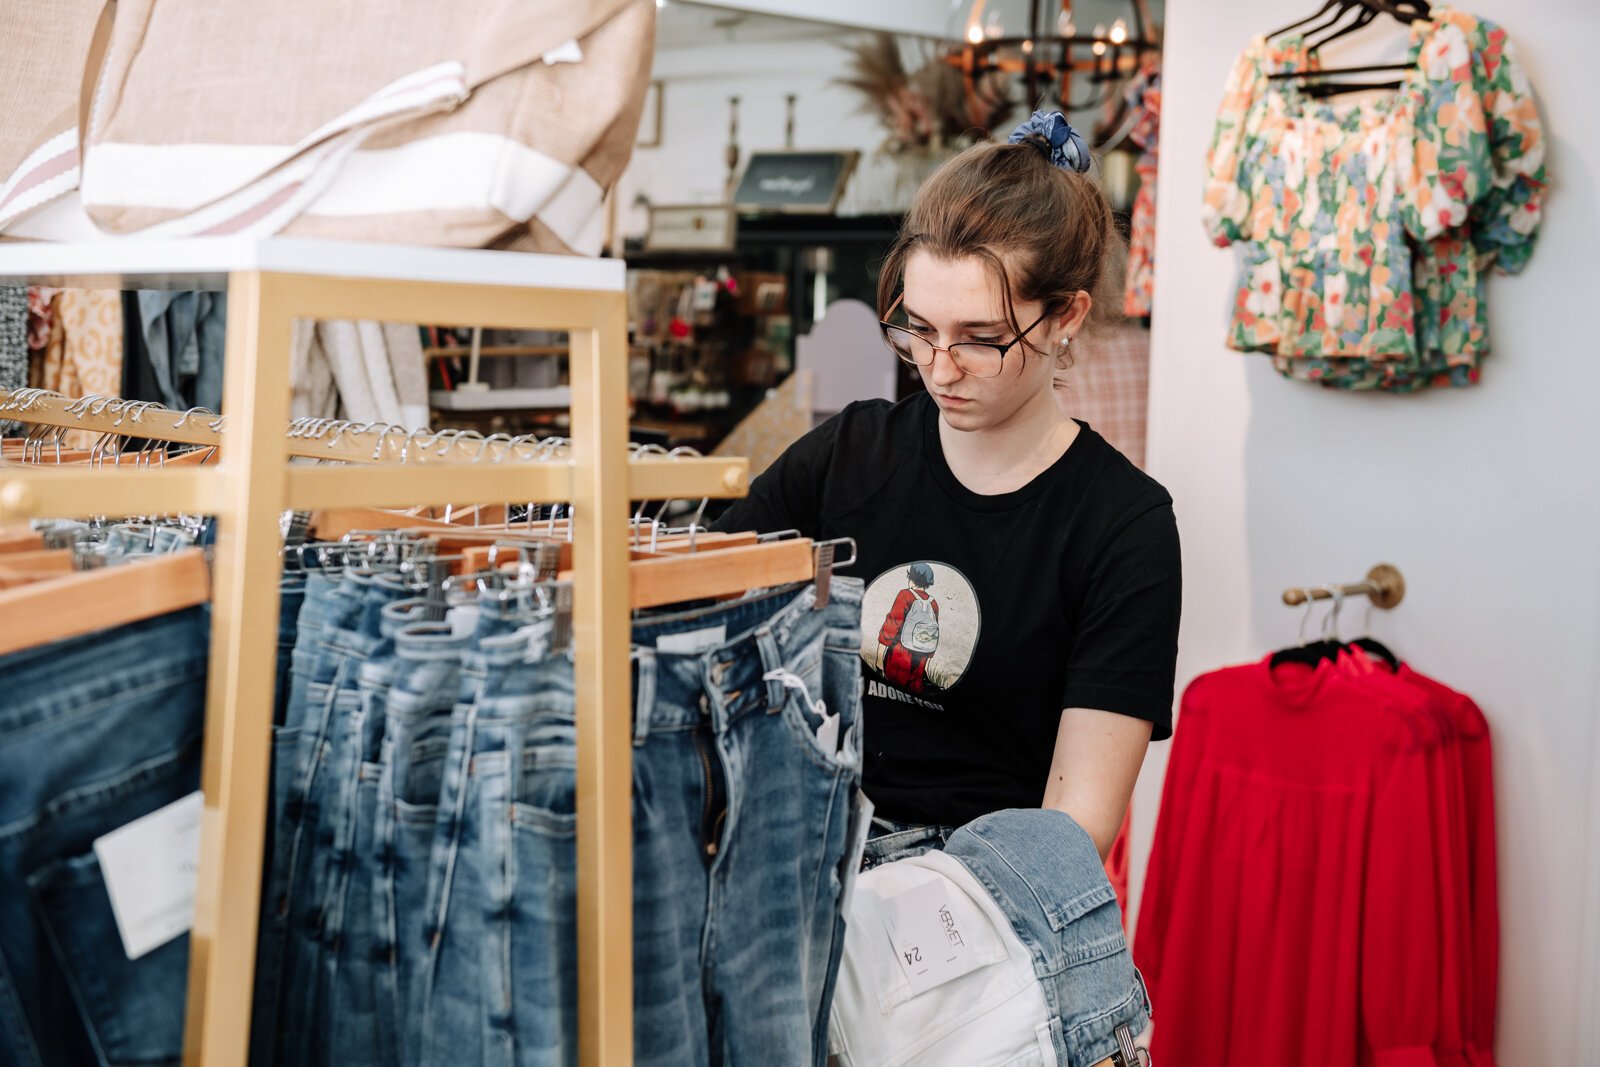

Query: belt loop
[754,627,785,710]
[631,648,656,747]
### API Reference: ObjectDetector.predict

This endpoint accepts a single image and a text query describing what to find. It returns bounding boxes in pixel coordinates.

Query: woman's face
[900,250,1065,433]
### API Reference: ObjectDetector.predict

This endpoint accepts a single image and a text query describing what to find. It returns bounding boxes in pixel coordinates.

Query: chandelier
[944,0,1161,116]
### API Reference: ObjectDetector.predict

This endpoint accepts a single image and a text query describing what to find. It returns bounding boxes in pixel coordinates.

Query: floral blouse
[1203,8,1546,391]
[1124,64,1162,318]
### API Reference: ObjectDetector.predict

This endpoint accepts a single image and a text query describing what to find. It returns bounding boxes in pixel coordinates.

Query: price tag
[93,792,203,960]
[879,876,981,996]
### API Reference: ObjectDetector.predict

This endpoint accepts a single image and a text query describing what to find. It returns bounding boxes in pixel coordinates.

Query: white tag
[837,789,874,918]
[656,625,726,654]
[542,39,584,65]
[514,622,551,663]
[815,710,840,754]
[447,603,480,638]
[880,877,981,997]
[92,792,203,961]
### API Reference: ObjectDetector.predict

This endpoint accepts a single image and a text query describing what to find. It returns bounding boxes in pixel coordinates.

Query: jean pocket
[1049,892,1150,1060]
[511,742,579,837]
[27,850,189,1067]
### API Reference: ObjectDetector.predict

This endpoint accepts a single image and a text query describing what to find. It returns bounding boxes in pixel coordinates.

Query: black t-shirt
[713,392,1182,827]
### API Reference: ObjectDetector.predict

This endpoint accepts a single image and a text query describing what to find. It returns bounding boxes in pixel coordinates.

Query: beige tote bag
[5,0,655,253]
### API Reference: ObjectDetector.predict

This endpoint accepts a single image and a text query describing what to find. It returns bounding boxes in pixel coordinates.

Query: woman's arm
[1041,706,1154,861]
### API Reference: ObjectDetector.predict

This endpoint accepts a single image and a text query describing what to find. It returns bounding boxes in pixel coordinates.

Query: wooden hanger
[0,548,211,656]
[625,537,820,609]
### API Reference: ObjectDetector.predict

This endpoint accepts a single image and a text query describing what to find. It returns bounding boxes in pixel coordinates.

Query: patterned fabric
[0,288,26,434]
[26,287,58,352]
[28,290,123,448]
[1204,8,1546,392]
[1124,66,1161,318]
[1055,323,1150,470]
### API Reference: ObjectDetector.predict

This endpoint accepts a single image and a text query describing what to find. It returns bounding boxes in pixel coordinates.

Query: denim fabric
[417,618,577,1066]
[136,290,227,412]
[411,579,863,1067]
[290,572,413,1064]
[253,569,347,1065]
[861,817,963,871]
[0,607,208,1067]
[633,579,864,1067]
[377,622,473,1066]
[247,573,309,1067]
[275,575,307,726]
[830,809,1150,1067]
[943,810,1151,1065]
[321,596,427,1065]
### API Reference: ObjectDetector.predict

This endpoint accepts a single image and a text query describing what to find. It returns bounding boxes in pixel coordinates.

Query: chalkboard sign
[732,150,859,215]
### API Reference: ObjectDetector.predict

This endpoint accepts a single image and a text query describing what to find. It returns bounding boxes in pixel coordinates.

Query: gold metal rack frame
[1281,563,1406,610]
[0,237,751,1067]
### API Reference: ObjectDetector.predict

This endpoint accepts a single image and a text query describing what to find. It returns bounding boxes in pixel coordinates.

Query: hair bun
[1007,110,1091,173]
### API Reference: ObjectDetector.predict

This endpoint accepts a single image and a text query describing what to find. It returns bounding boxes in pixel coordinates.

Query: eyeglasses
[878,293,1050,379]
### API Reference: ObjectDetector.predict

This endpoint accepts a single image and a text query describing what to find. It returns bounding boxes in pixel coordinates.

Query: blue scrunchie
[1007,110,1090,173]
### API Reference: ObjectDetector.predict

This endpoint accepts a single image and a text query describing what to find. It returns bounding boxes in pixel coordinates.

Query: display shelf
[0,236,625,292]
[431,386,573,411]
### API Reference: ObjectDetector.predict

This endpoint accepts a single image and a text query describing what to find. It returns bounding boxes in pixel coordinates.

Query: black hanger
[1308,4,1381,49]
[1269,637,1344,669]
[1349,636,1401,670]
[1268,0,1430,85]
[1268,0,1347,42]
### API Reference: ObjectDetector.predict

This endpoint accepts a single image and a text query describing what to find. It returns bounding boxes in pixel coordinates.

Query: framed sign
[644,204,738,252]
[731,150,859,215]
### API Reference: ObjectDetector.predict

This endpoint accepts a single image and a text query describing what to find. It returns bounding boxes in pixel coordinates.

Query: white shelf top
[0,236,625,292]
[430,386,572,411]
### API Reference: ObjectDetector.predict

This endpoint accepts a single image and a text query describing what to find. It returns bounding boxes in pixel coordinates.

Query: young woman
[714,112,1181,869]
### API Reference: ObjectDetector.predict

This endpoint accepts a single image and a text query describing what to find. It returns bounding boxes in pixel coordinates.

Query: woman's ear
[1056,290,1093,339]
[1051,291,1092,371]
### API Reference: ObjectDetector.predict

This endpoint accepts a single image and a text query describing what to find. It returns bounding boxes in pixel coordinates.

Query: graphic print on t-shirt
[860,561,981,710]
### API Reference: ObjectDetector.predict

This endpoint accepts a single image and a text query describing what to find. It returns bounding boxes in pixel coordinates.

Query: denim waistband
[630,577,864,743]
[0,606,209,740]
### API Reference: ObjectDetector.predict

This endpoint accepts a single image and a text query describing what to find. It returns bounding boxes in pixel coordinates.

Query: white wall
[1139,1,1600,1062]
[616,28,891,236]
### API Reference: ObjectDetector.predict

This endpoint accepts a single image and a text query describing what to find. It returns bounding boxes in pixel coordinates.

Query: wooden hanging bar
[0,389,749,497]
[1282,563,1406,609]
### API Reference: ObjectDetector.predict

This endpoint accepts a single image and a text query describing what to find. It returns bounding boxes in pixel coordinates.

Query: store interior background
[620,1,1600,1062]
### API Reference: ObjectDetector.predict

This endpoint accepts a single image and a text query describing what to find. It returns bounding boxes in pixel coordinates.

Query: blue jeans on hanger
[318,596,428,1065]
[288,571,413,1064]
[375,620,474,1066]
[0,606,208,1067]
[414,578,864,1067]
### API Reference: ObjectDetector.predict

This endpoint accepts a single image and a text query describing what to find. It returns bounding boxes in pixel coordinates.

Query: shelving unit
[0,236,750,1067]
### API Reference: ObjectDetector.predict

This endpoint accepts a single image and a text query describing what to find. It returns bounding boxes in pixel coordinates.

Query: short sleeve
[1462,16,1547,274]
[1061,505,1182,738]
[711,408,841,539]
[1400,20,1492,242]
[1202,40,1269,246]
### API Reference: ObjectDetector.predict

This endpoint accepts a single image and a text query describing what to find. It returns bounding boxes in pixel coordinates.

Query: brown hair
[876,136,1126,369]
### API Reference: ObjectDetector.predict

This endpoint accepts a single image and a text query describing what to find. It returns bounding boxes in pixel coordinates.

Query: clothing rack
[1281,563,1406,609]
[0,236,750,1067]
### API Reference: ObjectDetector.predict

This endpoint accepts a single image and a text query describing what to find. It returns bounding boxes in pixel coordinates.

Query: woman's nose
[928,344,964,386]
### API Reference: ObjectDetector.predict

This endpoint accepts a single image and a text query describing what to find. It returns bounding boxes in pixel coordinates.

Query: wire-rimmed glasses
[878,292,1051,379]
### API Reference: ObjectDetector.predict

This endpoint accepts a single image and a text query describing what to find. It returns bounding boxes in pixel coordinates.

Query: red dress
[1135,652,1497,1066]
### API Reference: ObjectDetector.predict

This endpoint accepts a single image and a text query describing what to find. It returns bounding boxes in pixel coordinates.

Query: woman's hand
[1041,707,1154,860]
